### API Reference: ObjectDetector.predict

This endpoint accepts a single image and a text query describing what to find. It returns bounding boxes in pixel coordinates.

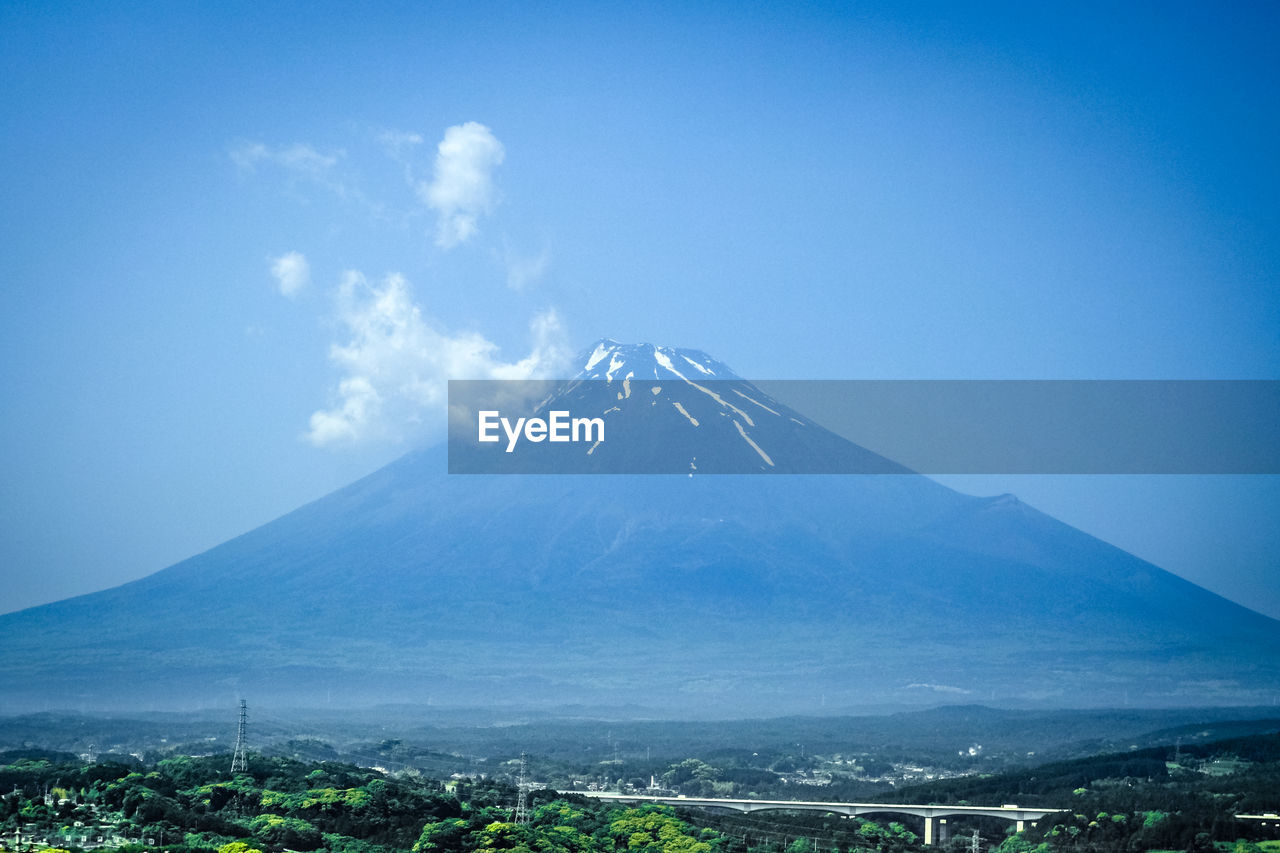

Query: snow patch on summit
[672,401,699,427]
[688,381,754,426]
[652,348,687,380]
[574,340,738,382]
[606,351,625,381]
[682,354,715,375]
[585,342,610,372]
[733,388,780,416]
[734,420,774,467]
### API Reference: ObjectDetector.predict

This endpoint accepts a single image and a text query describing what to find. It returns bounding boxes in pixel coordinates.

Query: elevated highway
[574,792,1064,846]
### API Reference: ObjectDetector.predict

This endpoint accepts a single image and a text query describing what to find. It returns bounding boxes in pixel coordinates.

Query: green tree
[415,817,474,853]
[250,813,323,850]
[606,805,718,853]
[217,842,264,853]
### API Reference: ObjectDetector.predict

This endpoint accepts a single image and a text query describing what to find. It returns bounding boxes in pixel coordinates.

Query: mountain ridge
[2,341,1277,713]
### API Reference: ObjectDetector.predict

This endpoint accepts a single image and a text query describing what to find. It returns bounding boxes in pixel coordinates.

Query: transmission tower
[513,752,529,825]
[231,700,248,773]
[970,828,982,853]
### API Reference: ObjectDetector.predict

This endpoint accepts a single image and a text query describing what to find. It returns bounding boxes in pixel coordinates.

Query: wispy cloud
[231,141,341,176]
[419,122,505,249]
[307,270,569,447]
[229,140,351,201]
[504,244,552,290]
[270,251,310,298]
[906,683,973,694]
[376,127,427,189]
[377,129,425,155]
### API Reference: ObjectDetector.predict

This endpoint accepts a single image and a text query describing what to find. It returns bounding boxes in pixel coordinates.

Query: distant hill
[1,340,1277,713]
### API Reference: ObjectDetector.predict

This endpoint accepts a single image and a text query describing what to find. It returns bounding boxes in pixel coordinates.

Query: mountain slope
[1,341,1277,713]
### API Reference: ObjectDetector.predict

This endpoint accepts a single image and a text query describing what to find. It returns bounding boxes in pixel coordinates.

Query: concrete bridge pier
[922,816,950,846]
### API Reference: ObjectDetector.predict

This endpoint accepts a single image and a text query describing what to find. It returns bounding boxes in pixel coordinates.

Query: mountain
[1,340,1278,714]
[448,340,909,473]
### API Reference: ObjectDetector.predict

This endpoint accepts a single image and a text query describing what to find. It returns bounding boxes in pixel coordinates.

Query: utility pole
[231,700,248,773]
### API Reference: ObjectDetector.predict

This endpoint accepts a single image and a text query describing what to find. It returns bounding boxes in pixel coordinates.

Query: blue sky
[2,1,1278,617]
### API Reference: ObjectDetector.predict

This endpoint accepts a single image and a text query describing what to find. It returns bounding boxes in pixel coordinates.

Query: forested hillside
[2,734,1279,853]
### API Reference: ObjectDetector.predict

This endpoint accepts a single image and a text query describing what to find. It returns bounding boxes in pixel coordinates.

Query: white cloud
[906,683,973,694]
[306,270,570,447]
[270,251,310,297]
[229,140,351,201]
[377,129,424,154]
[276,143,340,173]
[229,141,269,171]
[419,122,505,249]
[308,375,380,447]
[231,141,341,176]
[504,244,552,290]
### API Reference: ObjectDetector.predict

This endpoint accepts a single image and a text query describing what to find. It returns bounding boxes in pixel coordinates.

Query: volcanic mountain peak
[3,340,1279,713]
[451,339,841,473]
[578,339,736,382]
[498,338,881,474]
